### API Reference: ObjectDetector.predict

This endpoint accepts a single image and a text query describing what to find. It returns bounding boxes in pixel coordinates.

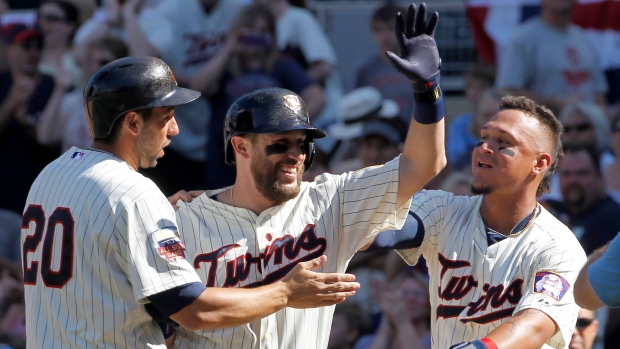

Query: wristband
[412,85,444,124]
[480,338,498,349]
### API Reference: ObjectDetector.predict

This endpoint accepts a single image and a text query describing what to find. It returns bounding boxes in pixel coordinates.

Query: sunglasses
[575,317,594,329]
[564,122,592,133]
[20,40,43,51]
[38,14,67,23]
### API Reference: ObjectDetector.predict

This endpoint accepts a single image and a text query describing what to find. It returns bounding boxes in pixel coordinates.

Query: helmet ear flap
[303,140,315,173]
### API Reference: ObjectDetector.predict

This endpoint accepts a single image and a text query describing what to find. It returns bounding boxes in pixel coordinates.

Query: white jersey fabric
[397,190,587,349]
[22,147,201,349]
[174,157,410,349]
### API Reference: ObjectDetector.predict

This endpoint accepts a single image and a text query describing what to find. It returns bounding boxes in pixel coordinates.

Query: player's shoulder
[529,206,586,253]
[412,189,479,210]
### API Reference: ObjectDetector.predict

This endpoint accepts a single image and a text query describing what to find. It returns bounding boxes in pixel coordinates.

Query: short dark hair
[562,143,602,176]
[499,96,563,197]
[88,36,129,60]
[95,108,154,145]
[371,4,406,26]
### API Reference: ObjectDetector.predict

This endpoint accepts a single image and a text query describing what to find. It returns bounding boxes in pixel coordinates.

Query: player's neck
[480,195,539,236]
[91,141,138,171]
[228,181,279,215]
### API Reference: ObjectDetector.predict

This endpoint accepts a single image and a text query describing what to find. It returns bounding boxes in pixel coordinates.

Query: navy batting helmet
[224,87,327,171]
[83,56,200,138]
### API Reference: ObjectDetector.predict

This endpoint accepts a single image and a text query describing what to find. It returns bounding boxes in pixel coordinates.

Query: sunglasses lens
[576,318,593,328]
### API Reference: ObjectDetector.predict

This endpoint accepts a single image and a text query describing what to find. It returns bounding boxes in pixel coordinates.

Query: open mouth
[477,160,492,168]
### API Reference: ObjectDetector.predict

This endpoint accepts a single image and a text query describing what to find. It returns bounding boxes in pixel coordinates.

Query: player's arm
[386,3,447,208]
[358,211,424,252]
[575,237,620,310]
[449,308,557,349]
[148,255,360,331]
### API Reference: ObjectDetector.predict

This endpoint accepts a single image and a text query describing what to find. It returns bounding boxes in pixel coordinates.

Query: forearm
[575,245,607,309]
[122,12,161,57]
[170,282,288,331]
[36,86,70,145]
[484,308,556,349]
[188,46,231,95]
[393,322,427,349]
[398,116,446,206]
[300,85,325,121]
[306,61,333,84]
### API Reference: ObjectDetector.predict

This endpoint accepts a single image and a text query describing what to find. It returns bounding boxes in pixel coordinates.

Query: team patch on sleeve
[150,227,187,263]
[532,271,570,301]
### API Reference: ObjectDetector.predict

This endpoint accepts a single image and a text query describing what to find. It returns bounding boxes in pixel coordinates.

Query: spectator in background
[256,0,342,153]
[0,258,25,348]
[353,4,412,125]
[190,3,325,190]
[439,170,473,197]
[496,0,608,115]
[604,111,620,202]
[36,0,81,87]
[356,270,431,349]
[73,0,172,61]
[328,301,372,349]
[0,24,57,214]
[569,308,598,349]
[0,209,21,264]
[448,86,502,171]
[36,36,128,152]
[145,0,247,196]
[559,102,612,163]
[542,145,620,255]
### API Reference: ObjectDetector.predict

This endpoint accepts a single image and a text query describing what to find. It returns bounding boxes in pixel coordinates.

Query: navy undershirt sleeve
[146,282,206,320]
[363,211,425,252]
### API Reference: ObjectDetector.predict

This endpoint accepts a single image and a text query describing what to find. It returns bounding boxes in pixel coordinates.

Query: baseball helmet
[83,56,201,138]
[224,87,327,171]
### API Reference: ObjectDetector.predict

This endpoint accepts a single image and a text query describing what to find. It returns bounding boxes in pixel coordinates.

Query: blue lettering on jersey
[193,224,327,287]
[436,253,524,324]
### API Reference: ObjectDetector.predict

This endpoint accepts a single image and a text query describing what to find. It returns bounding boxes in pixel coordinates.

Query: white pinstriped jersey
[21,147,201,349]
[174,157,410,349]
[397,190,587,349]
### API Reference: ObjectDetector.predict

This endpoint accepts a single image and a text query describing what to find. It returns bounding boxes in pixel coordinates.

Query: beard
[135,131,162,169]
[562,184,586,208]
[471,184,494,195]
[250,152,304,204]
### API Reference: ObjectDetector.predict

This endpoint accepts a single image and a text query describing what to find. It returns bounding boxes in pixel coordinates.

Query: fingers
[394,12,406,50]
[321,272,357,283]
[188,190,204,198]
[405,3,416,38]
[321,281,360,293]
[299,255,327,271]
[415,3,427,36]
[426,11,439,36]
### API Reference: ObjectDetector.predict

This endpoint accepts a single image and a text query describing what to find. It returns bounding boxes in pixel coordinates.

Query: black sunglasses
[564,122,592,133]
[575,317,594,329]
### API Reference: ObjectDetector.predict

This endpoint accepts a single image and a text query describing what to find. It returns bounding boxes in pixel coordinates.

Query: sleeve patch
[151,226,187,263]
[533,271,570,301]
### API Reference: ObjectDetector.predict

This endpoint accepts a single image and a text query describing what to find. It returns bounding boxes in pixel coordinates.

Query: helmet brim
[155,86,201,107]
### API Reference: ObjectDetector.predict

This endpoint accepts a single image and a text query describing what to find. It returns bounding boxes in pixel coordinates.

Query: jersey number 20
[22,204,74,288]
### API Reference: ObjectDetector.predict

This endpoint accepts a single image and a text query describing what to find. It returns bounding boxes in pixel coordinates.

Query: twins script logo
[194,224,327,288]
[436,253,524,324]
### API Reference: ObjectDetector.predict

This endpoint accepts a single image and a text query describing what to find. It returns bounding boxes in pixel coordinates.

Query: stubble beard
[251,155,304,204]
[135,132,161,169]
[471,184,493,195]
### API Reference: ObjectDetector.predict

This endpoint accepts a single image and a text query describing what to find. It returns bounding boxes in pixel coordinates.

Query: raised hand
[386,3,440,92]
[282,255,360,308]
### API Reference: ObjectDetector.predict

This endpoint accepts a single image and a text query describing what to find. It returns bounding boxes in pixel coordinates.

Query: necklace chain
[231,186,236,207]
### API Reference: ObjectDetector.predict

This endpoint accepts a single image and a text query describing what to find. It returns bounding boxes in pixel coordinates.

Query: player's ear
[532,152,552,175]
[231,135,251,162]
[124,111,143,136]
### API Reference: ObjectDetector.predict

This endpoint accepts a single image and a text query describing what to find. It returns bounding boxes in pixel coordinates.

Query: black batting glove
[386,2,440,93]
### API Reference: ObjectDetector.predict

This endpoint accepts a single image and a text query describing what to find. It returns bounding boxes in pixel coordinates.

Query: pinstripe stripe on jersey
[174,156,411,349]
[22,147,201,349]
[397,190,587,349]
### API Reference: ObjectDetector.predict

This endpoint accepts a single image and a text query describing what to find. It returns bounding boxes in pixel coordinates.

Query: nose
[168,116,180,136]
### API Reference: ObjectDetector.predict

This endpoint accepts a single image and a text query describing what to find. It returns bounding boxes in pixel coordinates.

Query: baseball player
[171,3,446,348]
[366,96,588,349]
[21,56,359,349]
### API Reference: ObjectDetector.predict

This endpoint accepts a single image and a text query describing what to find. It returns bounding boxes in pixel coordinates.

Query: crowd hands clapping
[1,0,620,348]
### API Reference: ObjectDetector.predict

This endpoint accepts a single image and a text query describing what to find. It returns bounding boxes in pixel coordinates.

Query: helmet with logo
[83,56,200,138]
[224,87,327,171]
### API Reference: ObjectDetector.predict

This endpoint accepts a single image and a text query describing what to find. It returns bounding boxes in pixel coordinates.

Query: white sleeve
[340,156,411,239]
[516,241,587,348]
[118,197,201,301]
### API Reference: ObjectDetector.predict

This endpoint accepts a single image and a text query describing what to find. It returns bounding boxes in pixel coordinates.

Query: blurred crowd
[0,0,619,349]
